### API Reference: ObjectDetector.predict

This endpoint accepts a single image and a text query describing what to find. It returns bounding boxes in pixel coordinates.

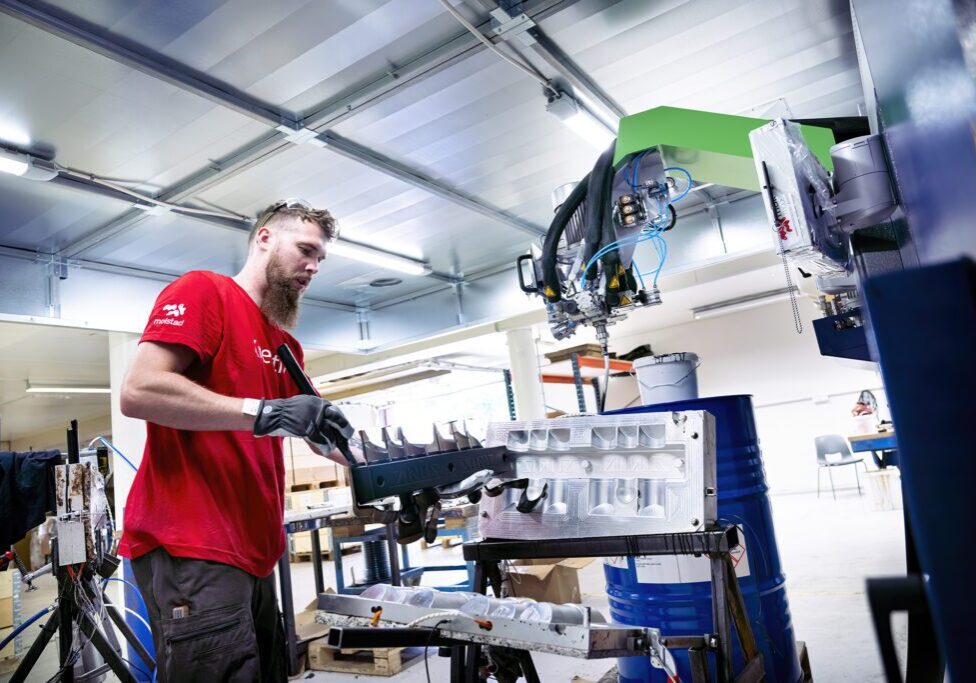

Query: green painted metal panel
[613,106,836,192]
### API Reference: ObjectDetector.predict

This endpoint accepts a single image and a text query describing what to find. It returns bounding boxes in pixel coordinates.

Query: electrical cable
[424,618,451,683]
[584,144,618,286]
[541,171,590,301]
[572,153,689,291]
[105,603,152,639]
[88,436,138,473]
[581,231,658,288]
[120,657,151,680]
[405,610,468,628]
[58,166,248,221]
[631,260,646,289]
[581,233,648,285]
[436,0,558,97]
[664,166,693,203]
[0,604,56,651]
[101,577,149,616]
[629,150,649,191]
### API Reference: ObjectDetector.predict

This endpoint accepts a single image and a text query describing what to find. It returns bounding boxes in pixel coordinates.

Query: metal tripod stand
[10,419,155,683]
[10,543,155,683]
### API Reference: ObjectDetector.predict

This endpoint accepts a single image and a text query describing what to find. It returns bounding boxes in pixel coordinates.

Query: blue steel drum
[122,557,155,681]
[604,395,801,682]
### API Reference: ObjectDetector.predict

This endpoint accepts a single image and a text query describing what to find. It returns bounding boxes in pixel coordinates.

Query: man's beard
[262,252,302,329]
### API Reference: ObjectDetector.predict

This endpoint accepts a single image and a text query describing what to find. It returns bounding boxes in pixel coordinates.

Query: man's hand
[253,396,354,452]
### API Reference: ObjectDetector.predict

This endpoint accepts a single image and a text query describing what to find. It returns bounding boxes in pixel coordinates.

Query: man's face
[260,217,328,328]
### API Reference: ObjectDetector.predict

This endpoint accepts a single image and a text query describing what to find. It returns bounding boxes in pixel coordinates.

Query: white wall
[603,299,887,494]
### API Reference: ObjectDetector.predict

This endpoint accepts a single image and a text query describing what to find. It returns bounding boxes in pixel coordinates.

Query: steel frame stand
[570,352,587,413]
[456,526,763,683]
[502,369,517,421]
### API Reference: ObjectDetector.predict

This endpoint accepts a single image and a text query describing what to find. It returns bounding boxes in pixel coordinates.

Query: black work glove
[253,396,354,452]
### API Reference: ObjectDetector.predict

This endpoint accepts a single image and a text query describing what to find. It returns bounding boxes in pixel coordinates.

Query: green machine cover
[613,106,836,192]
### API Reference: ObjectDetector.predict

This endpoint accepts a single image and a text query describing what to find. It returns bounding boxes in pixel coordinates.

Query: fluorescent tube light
[0,148,29,176]
[546,91,616,150]
[26,384,112,394]
[329,241,431,276]
[0,147,59,181]
[692,287,799,321]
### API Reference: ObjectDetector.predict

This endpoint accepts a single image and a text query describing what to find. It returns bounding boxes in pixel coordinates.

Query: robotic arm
[516,141,688,357]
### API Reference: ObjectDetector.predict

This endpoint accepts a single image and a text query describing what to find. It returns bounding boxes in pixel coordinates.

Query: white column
[506,328,546,420]
[108,331,145,528]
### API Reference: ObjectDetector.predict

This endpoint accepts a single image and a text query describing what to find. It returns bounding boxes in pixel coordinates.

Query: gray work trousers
[131,547,286,683]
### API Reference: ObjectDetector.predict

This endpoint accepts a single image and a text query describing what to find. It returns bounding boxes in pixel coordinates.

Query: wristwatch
[242,398,263,417]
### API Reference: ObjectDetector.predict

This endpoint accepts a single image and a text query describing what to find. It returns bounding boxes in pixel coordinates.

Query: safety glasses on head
[256,198,313,227]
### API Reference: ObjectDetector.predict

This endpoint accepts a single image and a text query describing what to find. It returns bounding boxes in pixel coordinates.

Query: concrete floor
[1,488,907,682]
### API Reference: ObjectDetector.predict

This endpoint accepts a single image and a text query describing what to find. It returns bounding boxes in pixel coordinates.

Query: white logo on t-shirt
[253,339,286,374]
[163,303,186,317]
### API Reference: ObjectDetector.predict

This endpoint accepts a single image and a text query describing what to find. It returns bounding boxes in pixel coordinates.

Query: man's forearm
[122,371,255,432]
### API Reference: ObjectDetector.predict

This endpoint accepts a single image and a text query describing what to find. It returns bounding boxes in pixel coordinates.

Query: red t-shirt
[118,270,305,578]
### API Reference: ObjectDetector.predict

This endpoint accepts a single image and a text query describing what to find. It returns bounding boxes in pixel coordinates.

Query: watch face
[243,398,261,416]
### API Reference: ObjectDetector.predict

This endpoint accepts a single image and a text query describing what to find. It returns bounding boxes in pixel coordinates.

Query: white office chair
[815,434,866,500]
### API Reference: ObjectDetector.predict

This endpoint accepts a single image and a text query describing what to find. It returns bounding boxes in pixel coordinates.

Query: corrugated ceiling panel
[80,213,248,275]
[331,48,598,230]
[0,173,131,252]
[44,0,465,114]
[190,143,533,279]
[0,15,269,189]
[541,0,860,118]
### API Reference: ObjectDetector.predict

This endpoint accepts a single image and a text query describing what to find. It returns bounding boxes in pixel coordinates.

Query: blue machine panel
[863,258,976,679]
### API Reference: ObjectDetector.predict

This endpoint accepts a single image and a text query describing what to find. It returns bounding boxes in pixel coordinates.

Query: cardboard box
[283,439,340,487]
[292,452,328,469]
[285,487,329,511]
[0,570,12,599]
[506,558,594,604]
[0,571,15,660]
[289,438,321,459]
[291,466,336,487]
[0,596,11,630]
[442,503,478,519]
[331,522,367,539]
[295,597,330,643]
[444,516,479,530]
[290,528,332,555]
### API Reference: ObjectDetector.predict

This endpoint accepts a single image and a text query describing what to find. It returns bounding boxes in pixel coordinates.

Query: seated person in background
[851,390,897,469]
[852,389,878,417]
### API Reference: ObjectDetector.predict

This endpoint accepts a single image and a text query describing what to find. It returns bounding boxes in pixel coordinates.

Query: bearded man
[118,200,353,682]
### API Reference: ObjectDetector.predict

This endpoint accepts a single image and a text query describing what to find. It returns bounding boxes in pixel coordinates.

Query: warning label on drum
[607,525,751,584]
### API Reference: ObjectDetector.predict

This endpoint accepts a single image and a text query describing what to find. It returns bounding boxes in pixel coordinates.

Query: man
[118,200,353,682]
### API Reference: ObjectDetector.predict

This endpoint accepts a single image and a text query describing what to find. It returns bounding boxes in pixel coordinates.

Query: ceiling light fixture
[330,241,431,276]
[691,287,799,321]
[546,91,616,150]
[26,383,112,394]
[0,147,59,181]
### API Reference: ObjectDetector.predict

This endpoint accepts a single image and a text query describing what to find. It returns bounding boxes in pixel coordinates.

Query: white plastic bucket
[633,352,700,406]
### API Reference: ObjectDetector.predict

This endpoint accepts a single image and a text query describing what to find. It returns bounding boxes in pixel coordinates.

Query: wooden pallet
[307,641,422,677]
[286,479,338,492]
[289,545,361,564]
[420,536,462,550]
